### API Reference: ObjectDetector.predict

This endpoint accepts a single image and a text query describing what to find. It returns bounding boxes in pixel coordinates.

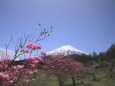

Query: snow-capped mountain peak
[47,45,88,56]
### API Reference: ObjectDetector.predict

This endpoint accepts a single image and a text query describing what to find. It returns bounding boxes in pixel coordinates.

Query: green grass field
[13,70,115,86]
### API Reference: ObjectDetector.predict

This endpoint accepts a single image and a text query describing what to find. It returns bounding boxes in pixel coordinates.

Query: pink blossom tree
[42,55,83,86]
[0,42,45,86]
[0,25,52,86]
[64,58,83,86]
[42,55,67,86]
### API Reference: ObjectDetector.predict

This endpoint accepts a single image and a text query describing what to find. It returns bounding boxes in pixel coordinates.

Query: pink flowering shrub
[64,58,83,85]
[0,42,45,86]
[42,55,83,86]
[0,25,52,86]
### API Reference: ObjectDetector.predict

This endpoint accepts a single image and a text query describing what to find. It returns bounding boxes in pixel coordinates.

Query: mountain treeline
[73,43,115,64]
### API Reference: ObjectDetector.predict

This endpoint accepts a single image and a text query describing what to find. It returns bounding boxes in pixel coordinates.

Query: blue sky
[0,0,115,54]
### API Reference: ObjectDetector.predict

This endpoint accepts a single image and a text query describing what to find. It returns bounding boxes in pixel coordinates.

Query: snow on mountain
[46,45,88,56]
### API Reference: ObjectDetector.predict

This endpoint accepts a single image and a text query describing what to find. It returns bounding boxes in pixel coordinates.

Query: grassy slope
[14,70,115,86]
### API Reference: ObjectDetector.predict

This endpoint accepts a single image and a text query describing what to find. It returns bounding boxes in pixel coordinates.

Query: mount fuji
[46,45,88,56]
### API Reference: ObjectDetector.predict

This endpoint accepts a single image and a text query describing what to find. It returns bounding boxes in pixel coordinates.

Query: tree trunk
[58,78,64,86]
[92,68,96,80]
[72,76,76,86]
[0,78,3,86]
[71,73,76,86]
[59,82,64,86]
[109,59,114,79]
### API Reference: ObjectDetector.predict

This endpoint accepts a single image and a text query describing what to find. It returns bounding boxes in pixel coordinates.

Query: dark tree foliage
[73,43,115,64]
[72,54,92,65]
[105,43,115,62]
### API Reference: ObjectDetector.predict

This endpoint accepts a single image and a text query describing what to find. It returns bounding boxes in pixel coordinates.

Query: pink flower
[33,69,38,74]
[20,50,25,53]
[0,72,9,80]
[34,55,39,58]
[0,64,3,69]
[0,64,8,70]
[29,64,37,69]
[34,55,43,62]
[31,78,35,81]
[12,77,17,80]
[0,72,5,77]
[25,50,29,53]
[26,42,42,50]
[27,57,34,62]
[8,80,13,85]
[20,50,30,54]
[30,45,36,50]
[19,45,24,48]
[11,66,17,70]
[17,65,24,69]
[26,71,33,75]
[22,79,29,83]
[26,42,35,49]
[36,44,42,49]
[1,57,9,63]
[41,52,46,56]
[32,60,39,64]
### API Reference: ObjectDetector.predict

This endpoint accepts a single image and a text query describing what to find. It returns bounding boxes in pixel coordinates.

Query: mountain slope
[47,45,88,56]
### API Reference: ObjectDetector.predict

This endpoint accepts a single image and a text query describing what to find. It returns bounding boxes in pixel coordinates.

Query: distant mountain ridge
[46,45,88,56]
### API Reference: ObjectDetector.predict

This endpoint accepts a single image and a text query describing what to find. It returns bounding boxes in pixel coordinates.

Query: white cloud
[0,48,21,60]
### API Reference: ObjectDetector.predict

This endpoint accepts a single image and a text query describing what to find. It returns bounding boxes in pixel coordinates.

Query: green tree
[106,43,115,61]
